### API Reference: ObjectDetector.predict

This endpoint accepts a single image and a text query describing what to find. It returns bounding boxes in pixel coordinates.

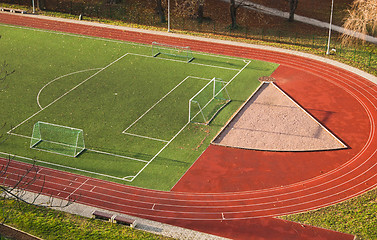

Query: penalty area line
[122,75,191,133]
[122,132,168,143]
[6,133,149,164]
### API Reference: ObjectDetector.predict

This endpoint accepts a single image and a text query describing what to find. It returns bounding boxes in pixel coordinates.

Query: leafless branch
[0,156,78,224]
[0,61,15,91]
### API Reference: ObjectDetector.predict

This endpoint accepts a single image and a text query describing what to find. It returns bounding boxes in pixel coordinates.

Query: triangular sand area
[213,82,347,151]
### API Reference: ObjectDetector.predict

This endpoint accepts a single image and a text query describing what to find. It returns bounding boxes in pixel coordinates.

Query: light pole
[167,0,171,32]
[326,0,334,55]
[32,0,35,14]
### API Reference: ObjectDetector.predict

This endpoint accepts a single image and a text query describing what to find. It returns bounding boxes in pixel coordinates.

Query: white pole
[32,0,35,14]
[326,0,334,55]
[168,0,171,32]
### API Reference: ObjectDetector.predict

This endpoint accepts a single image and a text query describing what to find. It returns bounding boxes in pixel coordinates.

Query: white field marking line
[8,132,148,164]
[7,53,129,134]
[36,68,102,109]
[0,23,252,63]
[122,76,191,134]
[129,121,191,182]
[222,60,251,90]
[123,176,134,180]
[86,149,149,163]
[128,61,251,181]
[128,52,241,71]
[66,178,89,199]
[271,82,348,148]
[122,132,168,143]
[0,151,131,182]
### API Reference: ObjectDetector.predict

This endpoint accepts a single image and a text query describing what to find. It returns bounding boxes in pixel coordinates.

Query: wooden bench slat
[91,210,113,221]
[113,215,137,228]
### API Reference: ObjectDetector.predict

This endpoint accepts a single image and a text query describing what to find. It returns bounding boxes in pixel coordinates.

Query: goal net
[30,121,85,157]
[189,78,231,125]
[152,42,194,63]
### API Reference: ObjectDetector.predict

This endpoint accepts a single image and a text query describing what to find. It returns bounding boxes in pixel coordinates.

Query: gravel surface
[213,82,346,151]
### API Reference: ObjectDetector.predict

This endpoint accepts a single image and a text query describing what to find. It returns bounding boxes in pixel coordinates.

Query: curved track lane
[1,12,375,239]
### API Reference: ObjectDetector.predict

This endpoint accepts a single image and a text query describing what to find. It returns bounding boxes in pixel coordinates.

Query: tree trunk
[288,0,298,22]
[197,2,204,23]
[230,0,237,29]
[156,0,166,23]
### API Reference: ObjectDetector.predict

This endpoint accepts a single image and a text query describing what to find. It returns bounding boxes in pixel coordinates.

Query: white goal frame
[152,41,194,63]
[30,121,85,157]
[189,77,231,125]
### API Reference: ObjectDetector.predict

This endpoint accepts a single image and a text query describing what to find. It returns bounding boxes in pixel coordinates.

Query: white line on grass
[87,149,148,163]
[122,76,191,133]
[122,132,169,143]
[0,151,130,181]
[9,132,149,164]
[128,53,240,71]
[129,121,191,181]
[37,68,102,110]
[7,53,129,134]
[0,23,251,63]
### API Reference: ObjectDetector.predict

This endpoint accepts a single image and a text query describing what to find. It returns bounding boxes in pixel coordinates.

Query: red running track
[1,12,376,239]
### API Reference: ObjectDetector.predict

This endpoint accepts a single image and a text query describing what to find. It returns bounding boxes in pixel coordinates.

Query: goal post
[152,42,194,63]
[189,78,231,125]
[30,121,85,157]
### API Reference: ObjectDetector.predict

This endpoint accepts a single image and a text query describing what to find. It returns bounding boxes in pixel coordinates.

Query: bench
[112,215,137,228]
[0,7,27,14]
[91,210,113,222]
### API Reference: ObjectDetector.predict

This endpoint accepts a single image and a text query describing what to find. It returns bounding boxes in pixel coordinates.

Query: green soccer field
[0,24,278,190]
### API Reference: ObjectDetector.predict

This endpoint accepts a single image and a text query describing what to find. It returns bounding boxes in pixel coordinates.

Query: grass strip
[280,188,377,240]
[0,198,173,240]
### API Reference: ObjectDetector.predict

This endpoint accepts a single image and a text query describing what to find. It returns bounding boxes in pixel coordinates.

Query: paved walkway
[22,192,227,240]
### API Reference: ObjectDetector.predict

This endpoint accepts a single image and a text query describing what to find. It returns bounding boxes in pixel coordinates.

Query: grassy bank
[0,198,172,240]
[280,188,377,240]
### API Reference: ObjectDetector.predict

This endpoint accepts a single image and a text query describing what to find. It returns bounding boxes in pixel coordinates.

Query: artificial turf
[0,24,278,190]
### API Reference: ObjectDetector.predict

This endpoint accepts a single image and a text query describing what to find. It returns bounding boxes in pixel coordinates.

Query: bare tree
[230,0,245,29]
[156,0,166,23]
[287,0,299,22]
[0,156,77,224]
[197,0,204,23]
[342,0,377,45]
